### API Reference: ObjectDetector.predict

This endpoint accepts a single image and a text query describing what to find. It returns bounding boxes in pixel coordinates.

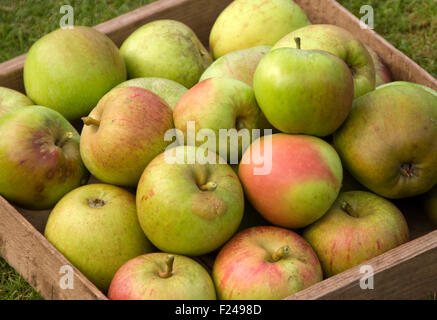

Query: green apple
[136,145,244,256]
[210,0,310,59]
[0,87,33,118]
[199,46,271,87]
[303,191,409,277]
[24,26,126,120]
[253,45,354,136]
[80,86,174,187]
[108,253,216,300]
[365,45,392,87]
[116,77,187,110]
[0,106,88,210]
[173,77,261,162]
[239,134,343,229]
[45,184,153,291]
[334,81,437,199]
[213,226,323,300]
[120,20,212,88]
[273,24,376,98]
[424,186,437,226]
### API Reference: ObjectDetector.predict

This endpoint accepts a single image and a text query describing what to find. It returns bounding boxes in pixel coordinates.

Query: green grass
[0,0,435,300]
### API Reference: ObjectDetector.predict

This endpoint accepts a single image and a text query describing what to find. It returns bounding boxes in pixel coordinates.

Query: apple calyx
[88,198,106,208]
[82,116,101,127]
[56,131,74,148]
[271,245,290,262]
[341,201,359,218]
[199,181,218,192]
[294,37,301,50]
[158,255,175,279]
[400,163,415,178]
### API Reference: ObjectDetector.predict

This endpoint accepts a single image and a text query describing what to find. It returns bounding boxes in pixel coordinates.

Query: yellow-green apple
[212,226,323,300]
[210,0,310,59]
[365,45,392,86]
[199,46,271,87]
[0,106,88,210]
[80,86,174,187]
[239,134,343,228]
[334,82,437,199]
[173,78,261,163]
[136,145,244,256]
[120,20,212,88]
[273,24,375,98]
[24,26,126,120]
[45,184,153,291]
[108,253,216,300]
[424,186,437,226]
[303,191,409,277]
[116,77,187,110]
[254,44,354,136]
[0,87,33,117]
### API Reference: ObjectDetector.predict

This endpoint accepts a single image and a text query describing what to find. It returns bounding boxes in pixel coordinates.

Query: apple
[173,77,262,162]
[253,43,354,136]
[303,191,409,277]
[212,226,323,300]
[24,26,126,120]
[136,145,244,256]
[45,184,153,291]
[239,134,343,229]
[0,106,88,210]
[80,86,174,187]
[120,20,212,88]
[0,87,33,118]
[108,253,216,300]
[334,81,437,199]
[365,45,392,86]
[424,186,437,226]
[199,46,271,87]
[209,0,310,59]
[116,77,187,110]
[273,24,376,98]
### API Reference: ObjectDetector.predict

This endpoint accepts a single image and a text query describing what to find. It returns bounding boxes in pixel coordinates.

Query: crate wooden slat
[0,0,436,300]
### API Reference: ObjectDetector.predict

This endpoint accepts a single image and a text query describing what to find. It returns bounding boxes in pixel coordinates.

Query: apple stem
[272,245,290,262]
[341,201,359,218]
[56,131,74,148]
[158,255,175,279]
[294,37,301,50]
[199,181,218,192]
[82,116,101,127]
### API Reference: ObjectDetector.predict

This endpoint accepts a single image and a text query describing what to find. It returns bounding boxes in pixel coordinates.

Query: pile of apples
[0,0,436,300]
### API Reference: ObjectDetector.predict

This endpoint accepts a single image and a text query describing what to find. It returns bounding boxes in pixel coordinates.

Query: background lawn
[0,0,435,300]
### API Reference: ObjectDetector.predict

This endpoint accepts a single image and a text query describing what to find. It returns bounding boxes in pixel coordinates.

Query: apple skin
[253,47,353,136]
[424,186,437,226]
[45,184,153,292]
[173,78,261,162]
[108,253,216,300]
[212,226,323,300]
[334,81,437,199]
[0,87,34,118]
[239,134,343,229]
[273,24,376,98]
[24,26,126,120]
[303,191,409,277]
[120,20,212,88]
[365,45,392,87]
[116,77,187,110]
[136,145,244,256]
[80,86,174,187]
[209,0,310,59]
[0,106,88,210]
[199,46,271,87]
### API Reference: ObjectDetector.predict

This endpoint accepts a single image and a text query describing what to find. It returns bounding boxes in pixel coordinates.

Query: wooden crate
[0,0,436,300]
